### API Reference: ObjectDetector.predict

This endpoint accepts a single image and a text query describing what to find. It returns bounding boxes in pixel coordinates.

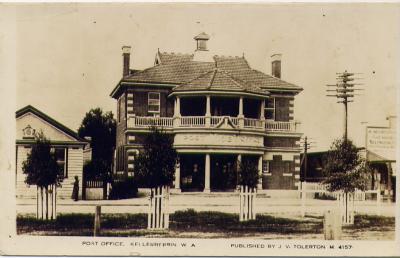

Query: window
[148,92,160,114]
[53,147,68,178]
[265,97,275,120]
[262,160,270,174]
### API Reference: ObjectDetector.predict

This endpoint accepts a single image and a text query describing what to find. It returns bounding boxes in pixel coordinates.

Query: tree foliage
[323,138,369,193]
[238,159,260,188]
[22,131,64,188]
[133,127,178,188]
[78,108,116,179]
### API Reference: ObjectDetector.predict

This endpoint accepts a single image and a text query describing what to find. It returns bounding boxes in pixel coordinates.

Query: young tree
[323,138,370,221]
[238,159,260,189]
[78,108,116,180]
[22,131,64,220]
[133,127,178,188]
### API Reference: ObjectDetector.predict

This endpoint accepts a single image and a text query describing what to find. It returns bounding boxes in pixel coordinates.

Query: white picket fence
[36,185,57,220]
[299,181,382,222]
[148,186,170,230]
[239,185,257,221]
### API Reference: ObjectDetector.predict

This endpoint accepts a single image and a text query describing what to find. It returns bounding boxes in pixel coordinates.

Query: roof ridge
[175,68,215,89]
[208,68,218,89]
[16,105,88,142]
[218,69,261,92]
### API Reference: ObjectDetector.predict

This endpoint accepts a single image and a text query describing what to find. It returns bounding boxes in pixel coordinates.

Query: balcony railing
[244,118,264,129]
[127,115,298,132]
[180,116,206,127]
[127,116,174,128]
[265,120,297,132]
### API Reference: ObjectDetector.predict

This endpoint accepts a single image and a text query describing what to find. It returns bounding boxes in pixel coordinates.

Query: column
[204,154,210,193]
[173,97,181,127]
[174,158,181,191]
[260,99,265,128]
[238,97,244,128]
[205,95,211,127]
[236,154,242,187]
[257,155,263,190]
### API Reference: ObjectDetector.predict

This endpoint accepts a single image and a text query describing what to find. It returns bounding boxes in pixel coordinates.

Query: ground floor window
[53,147,68,178]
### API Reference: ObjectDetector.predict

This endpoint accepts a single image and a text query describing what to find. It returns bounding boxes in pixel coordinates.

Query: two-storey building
[110,33,303,193]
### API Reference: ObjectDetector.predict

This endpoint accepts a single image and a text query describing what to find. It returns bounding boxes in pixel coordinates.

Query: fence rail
[299,181,382,221]
[85,180,104,188]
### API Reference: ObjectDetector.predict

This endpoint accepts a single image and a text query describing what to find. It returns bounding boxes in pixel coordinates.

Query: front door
[210,155,238,191]
[180,154,205,192]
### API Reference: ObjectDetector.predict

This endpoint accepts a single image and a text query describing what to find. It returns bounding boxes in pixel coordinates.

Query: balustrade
[128,115,298,132]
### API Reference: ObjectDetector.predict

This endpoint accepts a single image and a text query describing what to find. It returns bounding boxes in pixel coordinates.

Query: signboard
[366,127,396,161]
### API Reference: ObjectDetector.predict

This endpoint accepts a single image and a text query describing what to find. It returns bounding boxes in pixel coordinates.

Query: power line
[326,70,364,141]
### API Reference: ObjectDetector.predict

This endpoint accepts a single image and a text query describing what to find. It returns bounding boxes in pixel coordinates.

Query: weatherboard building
[110,33,303,193]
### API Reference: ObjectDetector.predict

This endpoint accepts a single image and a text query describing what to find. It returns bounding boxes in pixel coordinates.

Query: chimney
[271,54,282,78]
[193,32,213,62]
[122,45,131,77]
[194,32,210,51]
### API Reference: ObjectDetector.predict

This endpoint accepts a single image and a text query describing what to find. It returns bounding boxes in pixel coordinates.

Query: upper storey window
[148,92,160,115]
[265,97,275,120]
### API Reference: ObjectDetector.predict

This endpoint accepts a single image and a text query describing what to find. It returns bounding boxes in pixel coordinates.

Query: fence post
[147,189,152,229]
[377,185,381,216]
[301,181,306,217]
[94,205,101,236]
[324,208,342,240]
[239,185,243,222]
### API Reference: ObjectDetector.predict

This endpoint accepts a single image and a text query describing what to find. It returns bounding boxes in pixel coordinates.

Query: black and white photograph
[0,2,399,256]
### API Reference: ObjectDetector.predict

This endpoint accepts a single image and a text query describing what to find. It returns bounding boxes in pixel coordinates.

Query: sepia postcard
[0,2,399,257]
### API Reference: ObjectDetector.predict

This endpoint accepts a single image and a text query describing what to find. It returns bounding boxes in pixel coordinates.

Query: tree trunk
[41,187,43,220]
[50,185,53,220]
[345,192,348,222]
[45,186,49,220]
[36,186,39,219]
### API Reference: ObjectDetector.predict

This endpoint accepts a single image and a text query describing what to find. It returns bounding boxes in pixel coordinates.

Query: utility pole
[299,136,316,182]
[326,71,364,141]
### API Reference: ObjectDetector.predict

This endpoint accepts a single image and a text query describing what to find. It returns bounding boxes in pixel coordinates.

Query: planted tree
[133,127,177,188]
[133,127,178,229]
[238,159,260,188]
[78,108,116,180]
[323,138,369,223]
[22,132,64,220]
[78,108,116,199]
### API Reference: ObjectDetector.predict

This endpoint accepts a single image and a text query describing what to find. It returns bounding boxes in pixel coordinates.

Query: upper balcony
[127,115,299,133]
[126,95,299,133]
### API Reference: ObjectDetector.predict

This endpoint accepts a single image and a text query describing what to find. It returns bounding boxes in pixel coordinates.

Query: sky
[12,3,399,151]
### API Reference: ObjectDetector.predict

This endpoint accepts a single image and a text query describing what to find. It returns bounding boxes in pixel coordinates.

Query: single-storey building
[15,105,89,199]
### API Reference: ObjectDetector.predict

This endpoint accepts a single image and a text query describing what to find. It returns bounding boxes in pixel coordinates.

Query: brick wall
[262,152,300,190]
[116,93,127,148]
[128,88,174,117]
[275,97,291,121]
